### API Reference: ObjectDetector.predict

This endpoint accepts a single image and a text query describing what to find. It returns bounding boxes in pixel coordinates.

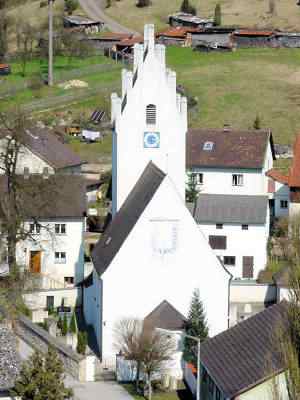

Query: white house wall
[198,221,269,278]
[16,219,85,288]
[236,372,289,400]
[274,181,289,218]
[0,139,54,174]
[100,176,230,366]
[24,287,82,310]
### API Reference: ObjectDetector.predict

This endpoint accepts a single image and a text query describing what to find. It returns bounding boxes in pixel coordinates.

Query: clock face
[144,132,160,148]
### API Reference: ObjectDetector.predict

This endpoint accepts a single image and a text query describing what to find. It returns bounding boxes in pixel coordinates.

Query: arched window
[146,104,156,125]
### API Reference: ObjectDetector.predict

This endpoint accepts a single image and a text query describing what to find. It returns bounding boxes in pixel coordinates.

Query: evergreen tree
[183,289,209,365]
[61,314,68,336]
[57,316,63,332]
[186,173,198,203]
[77,331,88,354]
[64,0,79,15]
[253,114,261,130]
[12,348,72,400]
[180,0,196,15]
[69,312,77,334]
[40,347,73,400]
[214,3,222,26]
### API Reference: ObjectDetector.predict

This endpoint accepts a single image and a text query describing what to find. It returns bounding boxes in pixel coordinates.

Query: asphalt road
[78,0,140,35]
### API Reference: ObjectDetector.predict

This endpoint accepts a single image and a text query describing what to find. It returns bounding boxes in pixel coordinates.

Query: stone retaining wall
[15,315,85,380]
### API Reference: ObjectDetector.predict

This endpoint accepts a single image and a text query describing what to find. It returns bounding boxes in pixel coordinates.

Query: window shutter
[243,256,254,278]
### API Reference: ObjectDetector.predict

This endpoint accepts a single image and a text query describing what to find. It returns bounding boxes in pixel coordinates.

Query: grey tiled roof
[191,194,268,224]
[201,301,288,398]
[144,300,186,331]
[92,162,166,276]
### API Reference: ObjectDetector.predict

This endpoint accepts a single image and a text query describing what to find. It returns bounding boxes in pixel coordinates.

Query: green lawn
[68,136,113,163]
[166,47,300,146]
[122,383,193,400]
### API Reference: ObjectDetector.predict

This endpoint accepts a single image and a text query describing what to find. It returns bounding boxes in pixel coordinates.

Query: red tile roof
[99,32,133,40]
[234,30,274,36]
[118,36,143,46]
[266,169,289,185]
[157,26,201,39]
[289,134,300,187]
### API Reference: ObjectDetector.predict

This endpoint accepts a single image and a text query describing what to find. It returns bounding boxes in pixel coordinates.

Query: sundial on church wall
[150,219,179,257]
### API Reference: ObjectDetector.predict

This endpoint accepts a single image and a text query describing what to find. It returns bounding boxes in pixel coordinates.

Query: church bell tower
[111,24,187,214]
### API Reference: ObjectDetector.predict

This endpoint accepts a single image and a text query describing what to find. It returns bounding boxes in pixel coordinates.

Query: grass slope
[167,46,300,145]
[105,0,300,33]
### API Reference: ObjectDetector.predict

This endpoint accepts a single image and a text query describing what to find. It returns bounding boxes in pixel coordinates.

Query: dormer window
[146,104,156,125]
[203,141,214,151]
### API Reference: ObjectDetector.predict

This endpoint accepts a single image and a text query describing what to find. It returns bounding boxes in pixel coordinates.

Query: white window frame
[30,223,41,235]
[232,174,244,186]
[55,251,66,264]
[55,223,66,235]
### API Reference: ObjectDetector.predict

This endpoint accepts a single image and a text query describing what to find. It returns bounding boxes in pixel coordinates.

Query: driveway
[65,376,134,400]
[78,0,140,35]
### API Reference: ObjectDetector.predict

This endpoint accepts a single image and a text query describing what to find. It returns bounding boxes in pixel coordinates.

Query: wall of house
[274,181,290,218]
[0,139,55,174]
[189,141,273,196]
[198,220,269,279]
[236,372,289,400]
[191,33,231,46]
[98,176,230,368]
[112,27,187,213]
[16,218,85,288]
[23,287,82,310]
[83,270,102,358]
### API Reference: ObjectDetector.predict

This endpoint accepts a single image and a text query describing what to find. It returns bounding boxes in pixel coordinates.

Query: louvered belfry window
[146,104,156,125]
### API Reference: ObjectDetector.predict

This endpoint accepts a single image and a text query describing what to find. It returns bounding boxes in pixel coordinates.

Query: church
[83,24,231,369]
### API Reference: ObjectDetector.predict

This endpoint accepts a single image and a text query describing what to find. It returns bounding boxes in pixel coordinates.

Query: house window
[224,256,236,266]
[232,174,244,186]
[209,235,227,250]
[55,252,66,264]
[55,224,66,235]
[203,141,214,151]
[191,173,203,185]
[30,223,40,234]
[64,277,74,285]
[280,200,288,209]
[216,387,221,400]
[146,104,156,125]
[242,224,249,230]
[216,223,223,229]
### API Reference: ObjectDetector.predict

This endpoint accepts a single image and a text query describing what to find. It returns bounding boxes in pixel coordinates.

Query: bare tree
[16,21,38,77]
[114,318,176,400]
[0,110,58,319]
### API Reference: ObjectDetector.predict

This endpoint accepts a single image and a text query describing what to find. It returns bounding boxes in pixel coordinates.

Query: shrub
[180,0,196,15]
[61,314,68,336]
[69,313,77,334]
[136,0,151,7]
[77,331,88,354]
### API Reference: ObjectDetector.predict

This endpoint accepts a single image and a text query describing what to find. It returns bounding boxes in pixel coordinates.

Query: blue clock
[144,132,160,148]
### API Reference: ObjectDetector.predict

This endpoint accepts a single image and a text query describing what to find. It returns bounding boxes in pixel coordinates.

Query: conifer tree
[183,289,209,365]
[61,314,68,336]
[69,312,77,334]
[12,348,72,400]
[77,331,88,354]
[57,315,63,332]
[180,0,196,15]
[214,3,222,26]
[253,114,261,130]
[186,173,198,203]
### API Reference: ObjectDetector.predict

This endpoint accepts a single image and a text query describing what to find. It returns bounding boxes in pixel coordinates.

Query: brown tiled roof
[0,175,86,219]
[266,169,289,185]
[0,127,82,170]
[92,162,166,276]
[99,32,133,40]
[201,301,288,398]
[234,30,274,36]
[187,128,275,169]
[143,300,186,331]
[118,36,143,46]
[157,27,201,39]
[288,134,300,187]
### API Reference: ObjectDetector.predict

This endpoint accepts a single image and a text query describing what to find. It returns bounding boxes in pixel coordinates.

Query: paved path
[78,0,140,35]
[66,376,134,400]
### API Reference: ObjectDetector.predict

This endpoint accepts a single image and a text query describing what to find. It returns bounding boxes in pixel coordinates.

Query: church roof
[92,162,166,276]
[190,194,268,224]
[143,300,186,331]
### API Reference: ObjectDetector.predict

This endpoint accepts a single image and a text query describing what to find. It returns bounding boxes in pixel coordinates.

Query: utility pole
[48,0,55,86]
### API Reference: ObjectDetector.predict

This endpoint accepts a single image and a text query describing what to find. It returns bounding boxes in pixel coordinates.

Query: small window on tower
[146,104,156,125]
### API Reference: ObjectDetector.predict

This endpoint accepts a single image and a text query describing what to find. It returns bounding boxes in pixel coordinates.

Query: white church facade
[84,24,232,368]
